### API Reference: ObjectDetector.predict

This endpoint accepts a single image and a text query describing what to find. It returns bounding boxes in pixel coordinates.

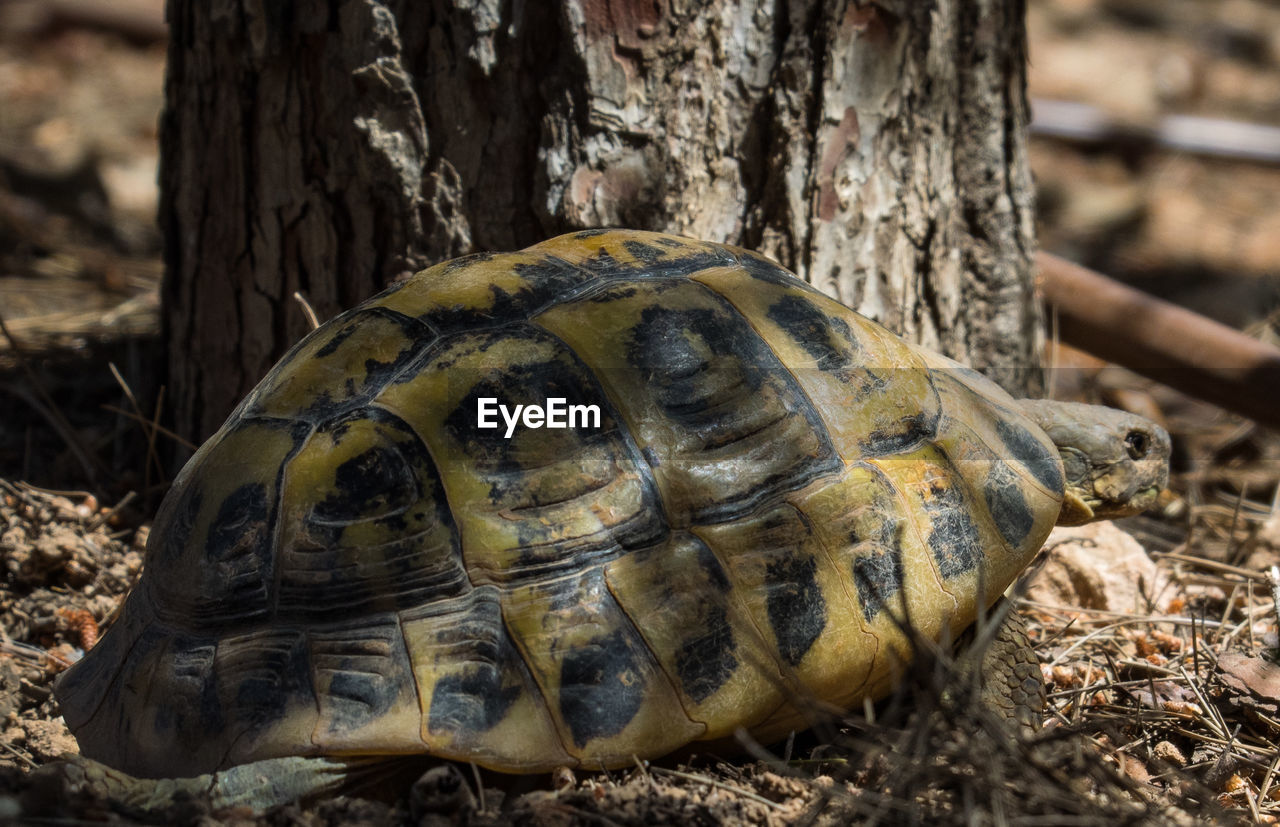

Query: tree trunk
[161,0,1037,450]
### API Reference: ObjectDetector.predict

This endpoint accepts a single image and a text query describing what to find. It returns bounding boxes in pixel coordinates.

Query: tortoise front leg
[952,596,1046,735]
[28,753,362,815]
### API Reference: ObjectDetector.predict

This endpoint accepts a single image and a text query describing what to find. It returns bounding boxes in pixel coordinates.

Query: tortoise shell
[57,230,1065,777]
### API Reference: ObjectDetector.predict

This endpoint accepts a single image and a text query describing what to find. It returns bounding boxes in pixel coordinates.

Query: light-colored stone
[1023,522,1170,613]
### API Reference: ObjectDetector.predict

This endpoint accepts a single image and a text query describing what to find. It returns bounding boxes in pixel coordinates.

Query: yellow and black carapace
[57,229,1169,780]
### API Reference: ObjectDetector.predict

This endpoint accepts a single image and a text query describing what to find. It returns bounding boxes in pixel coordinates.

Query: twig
[107,363,170,489]
[0,381,101,487]
[1038,251,1280,429]
[0,637,55,668]
[0,739,38,770]
[1039,615,1227,667]
[1226,484,1248,566]
[1178,666,1230,742]
[1167,728,1280,770]
[1268,567,1280,654]
[645,765,785,811]
[101,404,197,450]
[1021,599,1233,627]
[0,310,112,491]
[469,761,486,812]
[29,0,167,44]
[85,490,136,532]
[1150,552,1269,584]
[293,291,321,331]
[144,385,167,492]
[1245,774,1265,823]
[13,481,94,500]
[1046,674,1195,701]
[0,292,159,353]
[1249,579,1256,651]
[1031,98,1280,165]
[1259,754,1280,803]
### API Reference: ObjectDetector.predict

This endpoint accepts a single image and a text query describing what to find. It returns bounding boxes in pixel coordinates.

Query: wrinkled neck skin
[1017,399,1171,526]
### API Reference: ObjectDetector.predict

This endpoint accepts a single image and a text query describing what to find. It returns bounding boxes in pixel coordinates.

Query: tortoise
[55,229,1169,800]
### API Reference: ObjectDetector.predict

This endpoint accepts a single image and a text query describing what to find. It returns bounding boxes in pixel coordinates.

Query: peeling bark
[162,0,1038,448]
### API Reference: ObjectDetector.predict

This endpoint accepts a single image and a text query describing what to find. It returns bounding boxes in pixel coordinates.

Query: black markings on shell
[765,553,827,667]
[851,518,906,622]
[737,251,804,287]
[207,482,270,565]
[579,247,735,281]
[671,540,738,703]
[438,329,599,484]
[296,309,429,422]
[314,316,360,359]
[694,536,733,592]
[996,419,1064,494]
[622,239,666,264]
[423,256,596,334]
[425,591,526,738]
[443,251,498,271]
[558,629,647,748]
[862,408,940,456]
[311,622,405,733]
[217,631,310,732]
[765,293,858,373]
[627,306,724,391]
[429,669,522,738]
[674,604,738,703]
[280,407,466,620]
[922,474,983,579]
[162,638,224,741]
[435,326,667,574]
[313,442,414,527]
[194,481,275,617]
[983,462,1037,549]
[624,297,840,523]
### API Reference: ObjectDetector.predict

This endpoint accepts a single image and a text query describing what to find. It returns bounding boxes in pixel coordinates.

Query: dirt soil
[1,0,1280,825]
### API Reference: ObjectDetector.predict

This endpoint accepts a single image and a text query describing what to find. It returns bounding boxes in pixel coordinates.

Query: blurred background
[1029,0,1280,329]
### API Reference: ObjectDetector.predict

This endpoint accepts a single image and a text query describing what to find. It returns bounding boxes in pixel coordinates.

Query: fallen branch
[1038,251,1280,430]
[10,0,167,45]
[1031,98,1280,166]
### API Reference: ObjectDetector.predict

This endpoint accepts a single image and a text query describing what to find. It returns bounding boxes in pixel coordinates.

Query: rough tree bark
[161,0,1038,449]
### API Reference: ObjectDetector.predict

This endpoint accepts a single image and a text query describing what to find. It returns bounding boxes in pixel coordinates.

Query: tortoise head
[1017,399,1170,526]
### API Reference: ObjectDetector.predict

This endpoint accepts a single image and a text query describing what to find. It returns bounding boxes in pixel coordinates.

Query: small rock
[552,765,576,790]
[33,534,66,567]
[1153,740,1187,767]
[18,718,80,762]
[48,496,80,523]
[1024,522,1169,613]
[754,770,810,802]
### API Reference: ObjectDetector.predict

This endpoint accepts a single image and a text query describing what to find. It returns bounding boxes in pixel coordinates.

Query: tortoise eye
[1125,431,1150,460]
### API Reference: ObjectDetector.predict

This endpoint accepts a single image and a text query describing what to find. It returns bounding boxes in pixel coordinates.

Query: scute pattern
[57,229,1068,777]
[536,278,842,527]
[378,325,665,584]
[277,407,465,620]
